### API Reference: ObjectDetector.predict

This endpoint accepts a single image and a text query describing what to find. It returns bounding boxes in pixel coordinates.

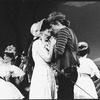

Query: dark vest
[56,28,80,71]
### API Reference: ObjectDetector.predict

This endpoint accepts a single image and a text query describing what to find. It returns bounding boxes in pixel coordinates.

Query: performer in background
[47,11,80,99]
[29,19,57,99]
[0,45,25,99]
[74,42,100,99]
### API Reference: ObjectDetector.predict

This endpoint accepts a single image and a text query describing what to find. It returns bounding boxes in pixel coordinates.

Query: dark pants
[57,67,78,99]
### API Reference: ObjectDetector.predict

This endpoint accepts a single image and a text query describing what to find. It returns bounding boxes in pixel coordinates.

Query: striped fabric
[55,27,71,56]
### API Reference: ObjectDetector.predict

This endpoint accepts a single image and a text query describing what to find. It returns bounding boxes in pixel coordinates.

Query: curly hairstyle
[4,45,16,64]
[47,11,70,27]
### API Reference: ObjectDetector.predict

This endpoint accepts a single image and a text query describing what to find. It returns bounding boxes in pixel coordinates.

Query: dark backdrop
[0,1,100,61]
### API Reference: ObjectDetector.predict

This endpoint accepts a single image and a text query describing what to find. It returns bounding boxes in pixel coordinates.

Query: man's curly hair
[47,11,70,27]
[47,11,66,21]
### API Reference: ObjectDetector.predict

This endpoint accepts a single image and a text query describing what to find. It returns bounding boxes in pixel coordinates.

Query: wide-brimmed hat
[30,18,45,38]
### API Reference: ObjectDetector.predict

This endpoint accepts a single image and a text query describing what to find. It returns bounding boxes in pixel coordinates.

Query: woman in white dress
[74,42,100,99]
[29,19,57,99]
[0,45,25,99]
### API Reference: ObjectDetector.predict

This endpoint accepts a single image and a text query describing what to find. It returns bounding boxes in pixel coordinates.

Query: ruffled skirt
[0,78,24,99]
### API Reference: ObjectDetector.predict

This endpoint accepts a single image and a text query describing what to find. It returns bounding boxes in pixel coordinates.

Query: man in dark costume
[47,11,80,99]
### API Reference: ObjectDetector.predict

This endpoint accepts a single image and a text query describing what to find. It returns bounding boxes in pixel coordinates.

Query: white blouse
[0,63,25,79]
[77,57,100,78]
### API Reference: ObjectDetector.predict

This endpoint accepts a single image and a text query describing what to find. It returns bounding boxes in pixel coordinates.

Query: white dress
[0,61,25,99]
[29,39,57,99]
[74,57,100,99]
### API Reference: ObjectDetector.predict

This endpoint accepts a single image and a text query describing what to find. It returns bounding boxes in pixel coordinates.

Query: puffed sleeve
[0,66,8,77]
[33,40,51,62]
[54,29,69,56]
[10,65,25,77]
[89,59,100,78]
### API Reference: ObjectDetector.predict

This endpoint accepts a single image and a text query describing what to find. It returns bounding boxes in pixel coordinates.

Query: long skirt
[74,75,98,99]
[29,65,57,99]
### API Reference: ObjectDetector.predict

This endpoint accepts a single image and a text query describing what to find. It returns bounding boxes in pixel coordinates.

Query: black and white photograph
[0,0,100,99]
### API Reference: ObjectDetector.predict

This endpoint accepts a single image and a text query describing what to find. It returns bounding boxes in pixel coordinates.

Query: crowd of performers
[0,11,100,99]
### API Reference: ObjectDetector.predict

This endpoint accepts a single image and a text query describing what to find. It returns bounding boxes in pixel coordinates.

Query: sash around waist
[79,73,91,77]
